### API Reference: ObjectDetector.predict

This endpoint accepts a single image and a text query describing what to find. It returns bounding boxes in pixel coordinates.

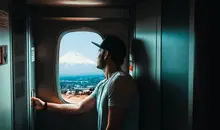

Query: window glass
[59,31,105,103]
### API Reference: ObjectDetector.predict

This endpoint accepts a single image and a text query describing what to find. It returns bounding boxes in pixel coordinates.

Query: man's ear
[103,50,110,60]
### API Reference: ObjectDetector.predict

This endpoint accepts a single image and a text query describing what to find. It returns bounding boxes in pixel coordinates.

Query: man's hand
[31,97,45,110]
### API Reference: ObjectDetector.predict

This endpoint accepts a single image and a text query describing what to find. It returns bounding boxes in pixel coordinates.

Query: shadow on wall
[36,108,97,130]
[132,39,161,130]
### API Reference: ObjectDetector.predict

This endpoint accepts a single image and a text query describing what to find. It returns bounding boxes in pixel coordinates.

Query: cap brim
[91,41,101,48]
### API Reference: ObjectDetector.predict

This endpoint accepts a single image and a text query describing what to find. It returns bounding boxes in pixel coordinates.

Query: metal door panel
[32,18,131,130]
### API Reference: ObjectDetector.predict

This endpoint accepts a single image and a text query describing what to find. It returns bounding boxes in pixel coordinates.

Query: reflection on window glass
[59,31,105,103]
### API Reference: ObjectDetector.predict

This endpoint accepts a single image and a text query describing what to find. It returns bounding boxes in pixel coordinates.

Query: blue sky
[59,31,104,76]
[59,31,103,61]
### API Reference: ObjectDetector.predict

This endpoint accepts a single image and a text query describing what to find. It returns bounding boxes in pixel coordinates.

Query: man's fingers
[31,97,38,100]
[31,97,38,108]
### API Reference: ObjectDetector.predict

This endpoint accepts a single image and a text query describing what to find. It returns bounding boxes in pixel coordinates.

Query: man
[31,35,139,130]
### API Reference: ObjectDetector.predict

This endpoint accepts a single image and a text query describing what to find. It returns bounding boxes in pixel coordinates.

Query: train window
[58,31,105,103]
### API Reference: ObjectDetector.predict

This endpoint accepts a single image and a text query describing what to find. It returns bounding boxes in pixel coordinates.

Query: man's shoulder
[111,71,136,88]
[116,71,135,82]
[100,78,107,83]
[96,78,107,87]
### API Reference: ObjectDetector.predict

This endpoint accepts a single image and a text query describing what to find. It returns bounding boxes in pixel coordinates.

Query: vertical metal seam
[188,0,195,129]
[8,5,15,130]
[26,10,31,130]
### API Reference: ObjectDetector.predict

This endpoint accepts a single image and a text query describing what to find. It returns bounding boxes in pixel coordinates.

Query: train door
[30,6,132,130]
[0,9,13,130]
[26,16,36,130]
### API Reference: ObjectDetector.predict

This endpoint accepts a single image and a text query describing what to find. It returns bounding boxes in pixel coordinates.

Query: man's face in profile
[96,48,106,70]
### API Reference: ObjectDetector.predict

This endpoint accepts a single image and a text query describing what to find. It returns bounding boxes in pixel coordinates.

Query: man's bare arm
[31,95,96,115]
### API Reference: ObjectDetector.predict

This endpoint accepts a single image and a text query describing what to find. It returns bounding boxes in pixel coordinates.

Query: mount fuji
[59,52,96,65]
[59,52,102,76]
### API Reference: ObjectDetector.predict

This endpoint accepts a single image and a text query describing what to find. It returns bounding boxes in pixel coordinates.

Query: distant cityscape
[59,74,105,95]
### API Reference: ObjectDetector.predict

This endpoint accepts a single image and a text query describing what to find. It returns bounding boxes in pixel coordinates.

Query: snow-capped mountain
[59,52,96,65]
[59,52,102,75]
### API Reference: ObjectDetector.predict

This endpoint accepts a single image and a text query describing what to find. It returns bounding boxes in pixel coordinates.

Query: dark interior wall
[193,0,211,129]
[10,1,29,130]
[0,0,8,11]
[134,0,161,130]
[161,0,192,130]
[135,0,194,130]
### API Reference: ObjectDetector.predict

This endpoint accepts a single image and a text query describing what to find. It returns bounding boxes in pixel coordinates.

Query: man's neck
[104,66,118,79]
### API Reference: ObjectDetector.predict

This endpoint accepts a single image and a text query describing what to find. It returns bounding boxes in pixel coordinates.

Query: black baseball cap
[91,35,126,59]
